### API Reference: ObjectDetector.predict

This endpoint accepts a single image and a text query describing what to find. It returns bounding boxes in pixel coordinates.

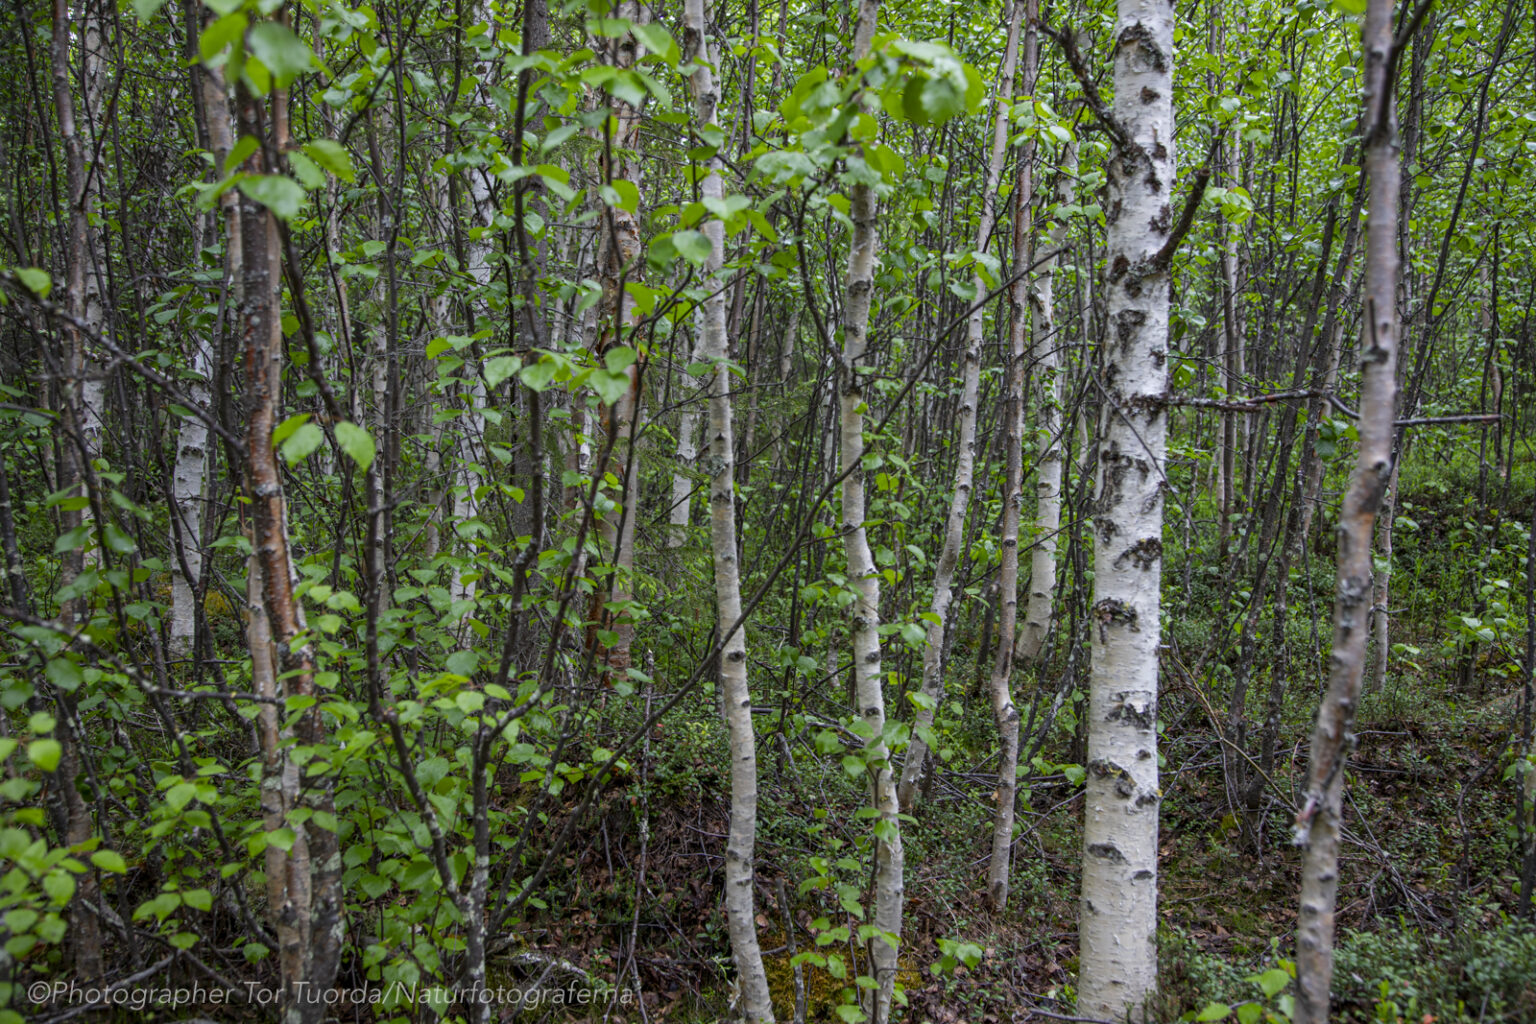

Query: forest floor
[495,674,1533,1024]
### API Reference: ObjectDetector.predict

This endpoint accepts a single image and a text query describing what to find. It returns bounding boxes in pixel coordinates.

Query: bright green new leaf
[237,175,307,221]
[248,22,314,87]
[1255,968,1291,999]
[16,268,51,298]
[590,369,632,406]
[304,139,356,181]
[279,422,324,464]
[43,871,75,906]
[484,355,521,388]
[133,0,169,22]
[27,739,62,773]
[91,850,128,873]
[334,421,376,473]
[671,229,712,266]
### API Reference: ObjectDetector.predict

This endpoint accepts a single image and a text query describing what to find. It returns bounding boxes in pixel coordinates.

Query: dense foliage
[0,0,1533,1020]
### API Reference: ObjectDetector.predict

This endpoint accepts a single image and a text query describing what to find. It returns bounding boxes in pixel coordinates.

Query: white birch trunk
[1077,2,1175,1018]
[171,60,239,656]
[1018,48,1078,667]
[669,328,702,547]
[78,12,108,467]
[170,338,212,656]
[897,0,1024,811]
[987,132,1033,911]
[451,146,496,604]
[586,0,649,677]
[684,4,773,1017]
[1294,1,1400,1016]
[840,2,901,1017]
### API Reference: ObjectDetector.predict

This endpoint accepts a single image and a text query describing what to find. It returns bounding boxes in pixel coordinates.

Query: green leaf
[608,179,640,214]
[264,827,297,853]
[520,359,558,391]
[272,413,311,445]
[604,346,637,374]
[248,22,314,87]
[1333,0,1366,12]
[181,889,213,911]
[166,782,198,811]
[590,370,632,406]
[1196,1004,1231,1022]
[288,151,326,190]
[279,422,324,465]
[334,421,376,473]
[1255,968,1291,999]
[224,135,259,175]
[15,268,51,298]
[919,75,965,122]
[483,355,521,388]
[304,139,356,181]
[45,658,83,693]
[199,12,247,63]
[27,739,61,772]
[631,22,678,63]
[671,230,712,266]
[237,175,307,221]
[42,871,75,906]
[133,0,169,21]
[90,850,128,874]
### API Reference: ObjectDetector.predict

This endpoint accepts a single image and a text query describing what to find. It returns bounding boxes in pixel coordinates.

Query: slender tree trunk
[838,1,901,1017]
[1018,57,1078,668]
[1520,485,1536,917]
[1215,9,1241,556]
[235,67,344,1024]
[897,0,1023,811]
[49,0,105,980]
[1293,0,1400,1017]
[985,64,1035,909]
[588,0,650,677]
[1367,458,1398,694]
[1077,1,1174,1017]
[171,50,237,658]
[682,0,773,1016]
[670,327,702,547]
[1295,176,1366,553]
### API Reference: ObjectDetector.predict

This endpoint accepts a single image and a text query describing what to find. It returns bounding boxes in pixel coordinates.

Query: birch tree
[171,32,239,657]
[839,0,903,1016]
[47,0,108,979]
[1018,11,1077,668]
[1073,2,1175,1017]
[587,0,650,677]
[684,0,773,1015]
[897,0,1024,812]
[232,29,344,1020]
[1293,0,1402,1017]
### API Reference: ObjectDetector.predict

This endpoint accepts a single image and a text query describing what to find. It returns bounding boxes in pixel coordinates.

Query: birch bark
[171,50,238,656]
[1077,2,1175,1017]
[839,2,901,1016]
[1293,0,1400,1018]
[683,4,773,1017]
[897,0,1024,811]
